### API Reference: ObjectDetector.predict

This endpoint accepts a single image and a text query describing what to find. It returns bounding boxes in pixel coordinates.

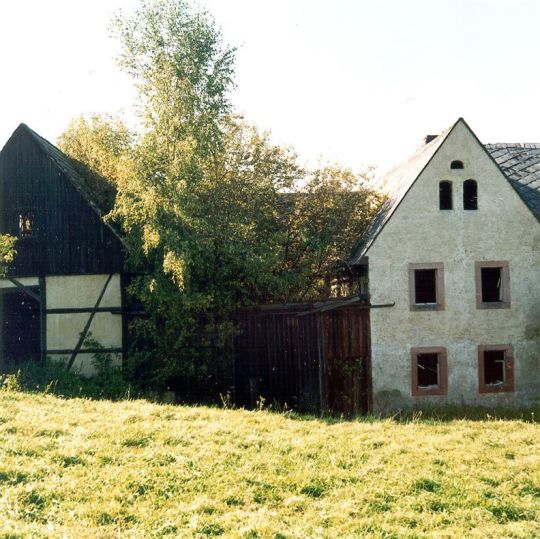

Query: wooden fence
[232,298,371,415]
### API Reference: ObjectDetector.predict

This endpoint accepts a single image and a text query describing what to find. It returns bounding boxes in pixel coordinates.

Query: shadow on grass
[2,360,538,425]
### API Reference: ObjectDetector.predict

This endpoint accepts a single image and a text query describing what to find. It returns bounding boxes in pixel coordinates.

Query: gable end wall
[366,121,540,411]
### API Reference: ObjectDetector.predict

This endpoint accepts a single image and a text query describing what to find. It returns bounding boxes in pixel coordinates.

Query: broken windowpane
[417,353,439,387]
[484,350,505,385]
[414,269,437,304]
[463,179,478,210]
[481,267,502,302]
[19,212,34,237]
[439,181,452,210]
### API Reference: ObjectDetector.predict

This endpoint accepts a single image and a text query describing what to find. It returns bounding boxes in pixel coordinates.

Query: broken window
[463,179,478,210]
[409,263,444,311]
[478,345,513,393]
[439,181,453,210]
[417,353,439,387]
[476,261,510,309]
[483,350,505,385]
[411,347,447,396]
[451,160,464,169]
[18,211,35,237]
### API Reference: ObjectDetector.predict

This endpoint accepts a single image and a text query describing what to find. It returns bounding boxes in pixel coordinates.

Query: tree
[274,165,383,300]
[58,0,384,396]
[58,114,135,189]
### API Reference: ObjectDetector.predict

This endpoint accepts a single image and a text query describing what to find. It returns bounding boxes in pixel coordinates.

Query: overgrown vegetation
[58,0,384,395]
[0,233,17,276]
[0,391,537,537]
[1,357,130,401]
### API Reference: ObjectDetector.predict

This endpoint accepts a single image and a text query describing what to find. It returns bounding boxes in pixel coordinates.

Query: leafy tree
[58,114,135,189]
[58,0,384,396]
[274,165,383,300]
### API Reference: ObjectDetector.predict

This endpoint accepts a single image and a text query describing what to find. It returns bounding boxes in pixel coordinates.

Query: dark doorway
[1,288,41,368]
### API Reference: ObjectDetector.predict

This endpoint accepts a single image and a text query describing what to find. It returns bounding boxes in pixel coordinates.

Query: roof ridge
[485,142,540,149]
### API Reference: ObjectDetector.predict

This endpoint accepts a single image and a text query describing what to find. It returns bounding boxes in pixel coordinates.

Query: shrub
[1,356,136,401]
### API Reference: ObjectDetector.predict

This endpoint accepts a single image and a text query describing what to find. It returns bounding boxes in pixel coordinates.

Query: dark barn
[0,124,127,374]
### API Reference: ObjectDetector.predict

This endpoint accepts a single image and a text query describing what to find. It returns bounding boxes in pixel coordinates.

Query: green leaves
[0,234,17,276]
[58,0,384,392]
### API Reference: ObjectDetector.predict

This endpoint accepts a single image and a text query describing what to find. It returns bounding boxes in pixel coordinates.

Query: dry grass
[0,391,538,538]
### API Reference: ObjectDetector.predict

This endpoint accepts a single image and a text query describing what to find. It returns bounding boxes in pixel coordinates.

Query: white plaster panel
[0,277,39,288]
[46,274,121,309]
[366,121,540,411]
[46,312,122,350]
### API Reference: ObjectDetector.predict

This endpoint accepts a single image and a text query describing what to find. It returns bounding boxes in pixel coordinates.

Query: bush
[0,356,136,401]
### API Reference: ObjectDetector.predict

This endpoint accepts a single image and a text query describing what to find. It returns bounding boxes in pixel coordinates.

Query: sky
[1,0,540,176]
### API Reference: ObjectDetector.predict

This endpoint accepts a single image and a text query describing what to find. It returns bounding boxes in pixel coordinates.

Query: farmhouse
[0,124,127,375]
[351,118,540,411]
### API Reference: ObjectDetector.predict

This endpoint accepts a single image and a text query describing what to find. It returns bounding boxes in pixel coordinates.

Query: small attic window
[19,211,35,237]
[439,181,452,210]
[451,160,464,169]
[463,179,478,210]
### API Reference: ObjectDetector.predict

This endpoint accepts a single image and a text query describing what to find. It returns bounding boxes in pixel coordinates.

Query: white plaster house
[351,118,540,411]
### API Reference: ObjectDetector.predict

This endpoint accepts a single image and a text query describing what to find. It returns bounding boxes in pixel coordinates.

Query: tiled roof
[485,143,540,222]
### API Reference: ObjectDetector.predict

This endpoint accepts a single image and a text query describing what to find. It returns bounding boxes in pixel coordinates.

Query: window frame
[411,347,448,396]
[15,208,37,239]
[475,261,510,309]
[408,262,445,311]
[478,344,514,394]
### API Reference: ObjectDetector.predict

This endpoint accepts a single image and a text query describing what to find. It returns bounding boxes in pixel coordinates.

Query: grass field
[0,391,538,538]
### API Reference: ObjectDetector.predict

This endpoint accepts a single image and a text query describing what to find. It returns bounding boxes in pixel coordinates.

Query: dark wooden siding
[233,302,371,415]
[0,127,124,276]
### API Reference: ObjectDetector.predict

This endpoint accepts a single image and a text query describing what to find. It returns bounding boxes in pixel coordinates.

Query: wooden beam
[46,307,145,315]
[49,347,122,355]
[46,307,119,314]
[65,274,114,372]
[39,277,46,365]
[8,278,40,302]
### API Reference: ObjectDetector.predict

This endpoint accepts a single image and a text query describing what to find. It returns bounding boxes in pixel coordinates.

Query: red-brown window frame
[408,262,445,311]
[478,344,514,394]
[411,347,448,396]
[475,261,511,310]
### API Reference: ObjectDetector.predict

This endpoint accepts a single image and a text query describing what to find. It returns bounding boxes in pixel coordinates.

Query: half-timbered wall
[0,274,122,376]
[45,274,122,375]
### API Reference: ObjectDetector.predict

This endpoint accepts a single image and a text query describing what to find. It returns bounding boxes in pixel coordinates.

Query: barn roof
[350,119,540,265]
[7,124,123,242]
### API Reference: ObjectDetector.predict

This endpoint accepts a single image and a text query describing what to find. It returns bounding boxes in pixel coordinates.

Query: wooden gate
[233,299,371,415]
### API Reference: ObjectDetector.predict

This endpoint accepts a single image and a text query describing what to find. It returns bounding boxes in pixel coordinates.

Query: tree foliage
[59,0,384,394]
[0,235,17,277]
[58,114,135,189]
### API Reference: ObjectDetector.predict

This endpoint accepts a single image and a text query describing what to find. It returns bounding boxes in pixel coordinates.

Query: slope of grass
[0,391,538,538]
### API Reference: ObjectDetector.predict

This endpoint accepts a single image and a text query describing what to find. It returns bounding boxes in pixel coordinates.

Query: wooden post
[317,313,327,414]
[39,277,46,365]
